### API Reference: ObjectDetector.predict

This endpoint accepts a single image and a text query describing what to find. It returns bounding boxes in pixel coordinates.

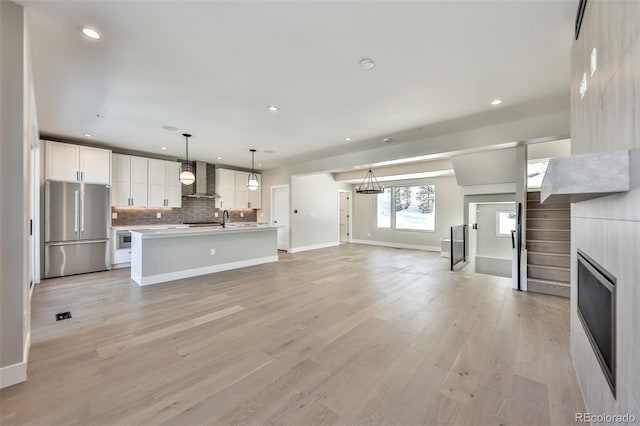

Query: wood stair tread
[527,277,570,287]
[527,228,571,231]
[528,264,569,271]
[527,251,570,257]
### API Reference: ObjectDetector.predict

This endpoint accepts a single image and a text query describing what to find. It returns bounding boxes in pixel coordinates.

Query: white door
[339,192,349,243]
[165,161,182,207]
[46,141,79,182]
[79,146,111,184]
[111,153,131,206]
[235,171,249,209]
[272,186,289,251]
[130,156,148,207]
[147,158,166,207]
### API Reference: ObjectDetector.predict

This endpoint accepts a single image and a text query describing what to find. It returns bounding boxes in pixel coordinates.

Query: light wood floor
[0,244,585,425]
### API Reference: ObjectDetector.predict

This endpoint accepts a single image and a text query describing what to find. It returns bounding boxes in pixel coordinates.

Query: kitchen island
[130,225,278,286]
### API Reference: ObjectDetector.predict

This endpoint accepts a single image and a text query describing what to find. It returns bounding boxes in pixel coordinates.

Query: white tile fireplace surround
[569,0,640,421]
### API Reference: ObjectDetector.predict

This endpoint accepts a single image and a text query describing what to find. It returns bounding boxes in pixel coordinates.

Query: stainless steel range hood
[184,161,219,198]
[540,150,631,204]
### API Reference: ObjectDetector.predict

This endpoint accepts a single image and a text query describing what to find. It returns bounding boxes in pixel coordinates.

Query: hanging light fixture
[247,149,260,191]
[356,168,385,194]
[179,133,195,185]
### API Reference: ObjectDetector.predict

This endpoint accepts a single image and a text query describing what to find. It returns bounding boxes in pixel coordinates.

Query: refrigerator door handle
[74,190,79,233]
[80,191,85,232]
[47,239,108,246]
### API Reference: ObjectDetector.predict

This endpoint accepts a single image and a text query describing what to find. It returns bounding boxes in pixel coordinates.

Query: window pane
[394,185,435,231]
[376,188,391,228]
[497,211,516,236]
[528,160,549,188]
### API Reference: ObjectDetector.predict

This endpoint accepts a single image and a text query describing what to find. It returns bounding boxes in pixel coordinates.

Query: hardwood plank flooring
[0,244,585,425]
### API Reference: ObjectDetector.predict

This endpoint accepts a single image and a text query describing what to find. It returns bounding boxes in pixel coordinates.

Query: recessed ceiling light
[161,147,167,150]
[83,133,92,137]
[161,125,178,131]
[81,27,100,40]
[267,105,279,112]
[383,138,392,143]
[264,150,275,154]
[345,137,352,142]
[217,156,222,160]
[258,164,262,167]
[491,98,503,106]
[359,58,375,70]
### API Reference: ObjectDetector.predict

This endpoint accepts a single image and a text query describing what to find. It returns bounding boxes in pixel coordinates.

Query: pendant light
[179,133,195,185]
[356,168,384,194]
[247,149,260,191]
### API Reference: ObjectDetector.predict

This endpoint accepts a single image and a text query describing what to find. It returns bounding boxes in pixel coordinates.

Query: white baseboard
[352,239,440,252]
[111,263,131,269]
[0,332,30,389]
[135,255,279,286]
[289,242,339,253]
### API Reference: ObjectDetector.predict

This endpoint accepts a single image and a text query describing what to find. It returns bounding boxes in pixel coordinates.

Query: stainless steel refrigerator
[44,181,110,278]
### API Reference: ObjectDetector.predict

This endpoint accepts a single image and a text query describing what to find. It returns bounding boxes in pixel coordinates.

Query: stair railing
[450,224,467,271]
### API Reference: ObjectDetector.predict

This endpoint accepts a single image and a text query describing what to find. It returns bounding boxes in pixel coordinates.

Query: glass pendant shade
[179,169,195,185]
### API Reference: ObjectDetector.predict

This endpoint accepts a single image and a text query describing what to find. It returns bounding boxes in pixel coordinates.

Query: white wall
[352,175,462,251]
[0,0,31,388]
[289,173,347,251]
[527,138,571,160]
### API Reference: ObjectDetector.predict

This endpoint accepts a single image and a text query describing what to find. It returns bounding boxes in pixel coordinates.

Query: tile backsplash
[111,163,259,226]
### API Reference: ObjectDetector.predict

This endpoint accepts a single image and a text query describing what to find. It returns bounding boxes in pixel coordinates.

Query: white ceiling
[22,0,576,170]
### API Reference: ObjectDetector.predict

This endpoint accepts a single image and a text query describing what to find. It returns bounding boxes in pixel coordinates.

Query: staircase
[526,191,571,297]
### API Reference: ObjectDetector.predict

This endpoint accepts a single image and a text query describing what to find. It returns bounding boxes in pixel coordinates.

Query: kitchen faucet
[222,210,230,228]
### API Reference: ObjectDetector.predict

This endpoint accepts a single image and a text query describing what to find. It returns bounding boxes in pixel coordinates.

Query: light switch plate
[240,212,244,217]
[156,212,161,218]
[111,212,117,219]
[214,212,219,218]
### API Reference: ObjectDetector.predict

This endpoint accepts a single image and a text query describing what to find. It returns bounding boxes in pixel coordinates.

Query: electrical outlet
[240,212,244,217]
[112,212,118,219]
[316,234,320,240]
[210,248,216,256]
[367,232,371,237]
[214,212,219,218]
[156,212,162,219]
[260,212,264,217]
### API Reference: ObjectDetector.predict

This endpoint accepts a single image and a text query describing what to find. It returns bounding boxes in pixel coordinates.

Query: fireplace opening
[577,250,616,397]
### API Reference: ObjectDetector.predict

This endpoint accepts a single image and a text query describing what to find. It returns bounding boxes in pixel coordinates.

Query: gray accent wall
[1,0,29,376]
[570,0,640,419]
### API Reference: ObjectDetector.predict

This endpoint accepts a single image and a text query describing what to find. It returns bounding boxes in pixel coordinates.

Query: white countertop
[130,224,277,239]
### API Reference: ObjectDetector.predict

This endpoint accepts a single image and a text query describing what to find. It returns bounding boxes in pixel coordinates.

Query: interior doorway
[271,185,290,251]
[338,190,352,243]
[469,201,516,278]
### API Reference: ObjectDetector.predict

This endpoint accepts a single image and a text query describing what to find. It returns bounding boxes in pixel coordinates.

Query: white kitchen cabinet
[215,168,236,208]
[148,159,181,208]
[46,141,111,184]
[165,162,182,207]
[111,154,148,207]
[248,174,261,209]
[215,168,261,209]
[235,171,249,209]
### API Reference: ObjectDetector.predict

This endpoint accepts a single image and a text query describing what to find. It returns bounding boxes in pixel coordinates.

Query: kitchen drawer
[114,248,132,264]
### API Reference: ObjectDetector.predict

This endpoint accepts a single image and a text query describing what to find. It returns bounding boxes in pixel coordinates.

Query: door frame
[270,184,290,252]
[337,189,353,243]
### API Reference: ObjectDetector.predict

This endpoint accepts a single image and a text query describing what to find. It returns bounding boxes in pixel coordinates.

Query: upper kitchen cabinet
[215,168,261,209]
[235,171,249,209]
[148,159,181,208]
[111,154,148,207]
[215,168,236,209]
[45,141,111,184]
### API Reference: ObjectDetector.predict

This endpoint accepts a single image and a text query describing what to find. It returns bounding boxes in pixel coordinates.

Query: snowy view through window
[377,185,435,231]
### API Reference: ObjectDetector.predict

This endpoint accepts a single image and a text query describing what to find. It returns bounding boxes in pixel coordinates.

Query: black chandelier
[356,168,384,194]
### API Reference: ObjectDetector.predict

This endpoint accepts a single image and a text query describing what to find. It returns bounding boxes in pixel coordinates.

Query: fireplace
[577,250,616,397]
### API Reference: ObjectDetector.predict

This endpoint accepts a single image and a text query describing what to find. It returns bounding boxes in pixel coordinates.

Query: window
[496,211,516,237]
[527,160,549,188]
[376,184,435,231]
